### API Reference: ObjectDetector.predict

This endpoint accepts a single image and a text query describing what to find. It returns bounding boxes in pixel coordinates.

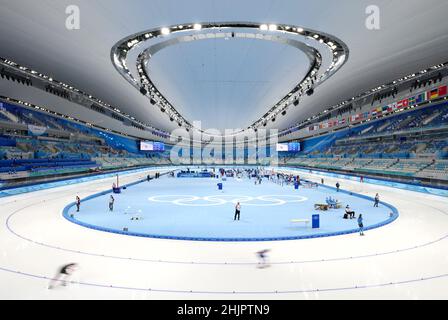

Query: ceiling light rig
[111,21,349,135]
[0,57,170,139]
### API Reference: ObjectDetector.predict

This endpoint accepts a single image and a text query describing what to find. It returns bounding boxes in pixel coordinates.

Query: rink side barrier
[276,166,448,198]
[0,166,178,198]
[62,171,400,242]
[2,165,447,198]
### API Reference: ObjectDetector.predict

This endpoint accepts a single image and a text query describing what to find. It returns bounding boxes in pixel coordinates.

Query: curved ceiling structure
[1,0,448,139]
[112,22,348,134]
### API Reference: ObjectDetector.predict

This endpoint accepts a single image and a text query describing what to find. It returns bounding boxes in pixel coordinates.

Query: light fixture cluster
[0,57,171,139]
[0,95,137,138]
[136,57,192,130]
[116,23,210,131]
[112,22,349,135]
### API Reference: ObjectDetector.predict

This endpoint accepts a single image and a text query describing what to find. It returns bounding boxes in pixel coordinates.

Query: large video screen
[288,142,301,152]
[276,143,289,152]
[276,142,301,152]
[140,141,165,151]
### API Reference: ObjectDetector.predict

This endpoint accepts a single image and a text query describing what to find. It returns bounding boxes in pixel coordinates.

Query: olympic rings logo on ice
[147,195,308,207]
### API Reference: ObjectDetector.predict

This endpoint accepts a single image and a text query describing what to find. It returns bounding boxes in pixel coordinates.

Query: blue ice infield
[63,175,399,241]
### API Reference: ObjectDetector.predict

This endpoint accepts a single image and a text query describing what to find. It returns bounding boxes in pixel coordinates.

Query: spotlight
[272,117,276,122]
[161,27,170,35]
[293,99,299,106]
[268,24,278,31]
[169,117,174,122]
[140,86,147,95]
[306,88,314,96]
[263,122,267,127]
[260,24,268,31]
[193,23,202,31]
[178,122,182,127]
[150,98,157,105]
[282,110,287,116]
[160,107,166,113]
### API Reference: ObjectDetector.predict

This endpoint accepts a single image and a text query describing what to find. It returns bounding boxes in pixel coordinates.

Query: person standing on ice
[75,196,81,212]
[358,214,365,236]
[234,202,241,221]
[374,193,380,207]
[109,195,115,212]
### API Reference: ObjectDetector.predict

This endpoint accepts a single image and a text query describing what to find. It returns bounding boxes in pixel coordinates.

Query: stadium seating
[283,102,448,182]
[0,101,172,184]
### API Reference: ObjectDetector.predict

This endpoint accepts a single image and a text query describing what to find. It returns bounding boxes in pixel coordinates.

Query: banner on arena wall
[402,98,409,108]
[305,85,446,133]
[428,88,439,100]
[0,171,30,181]
[27,125,47,136]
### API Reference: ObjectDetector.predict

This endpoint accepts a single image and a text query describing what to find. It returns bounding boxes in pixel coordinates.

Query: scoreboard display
[287,142,301,152]
[276,143,289,152]
[276,142,301,152]
[140,141,165,151]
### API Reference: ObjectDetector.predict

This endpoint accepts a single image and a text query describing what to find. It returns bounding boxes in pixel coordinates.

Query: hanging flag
[428,88,439,100]
[402,99,409,108]
[408,96,416,106]
[438,85,447,97]
[416,92,427,104]
[397,100,403,109]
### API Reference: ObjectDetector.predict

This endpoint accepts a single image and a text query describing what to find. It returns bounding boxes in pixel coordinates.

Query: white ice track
[1,168,447,300]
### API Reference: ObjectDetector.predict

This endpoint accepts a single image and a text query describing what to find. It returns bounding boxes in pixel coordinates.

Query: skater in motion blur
[256,249,271,268]
[48,263,79,289]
